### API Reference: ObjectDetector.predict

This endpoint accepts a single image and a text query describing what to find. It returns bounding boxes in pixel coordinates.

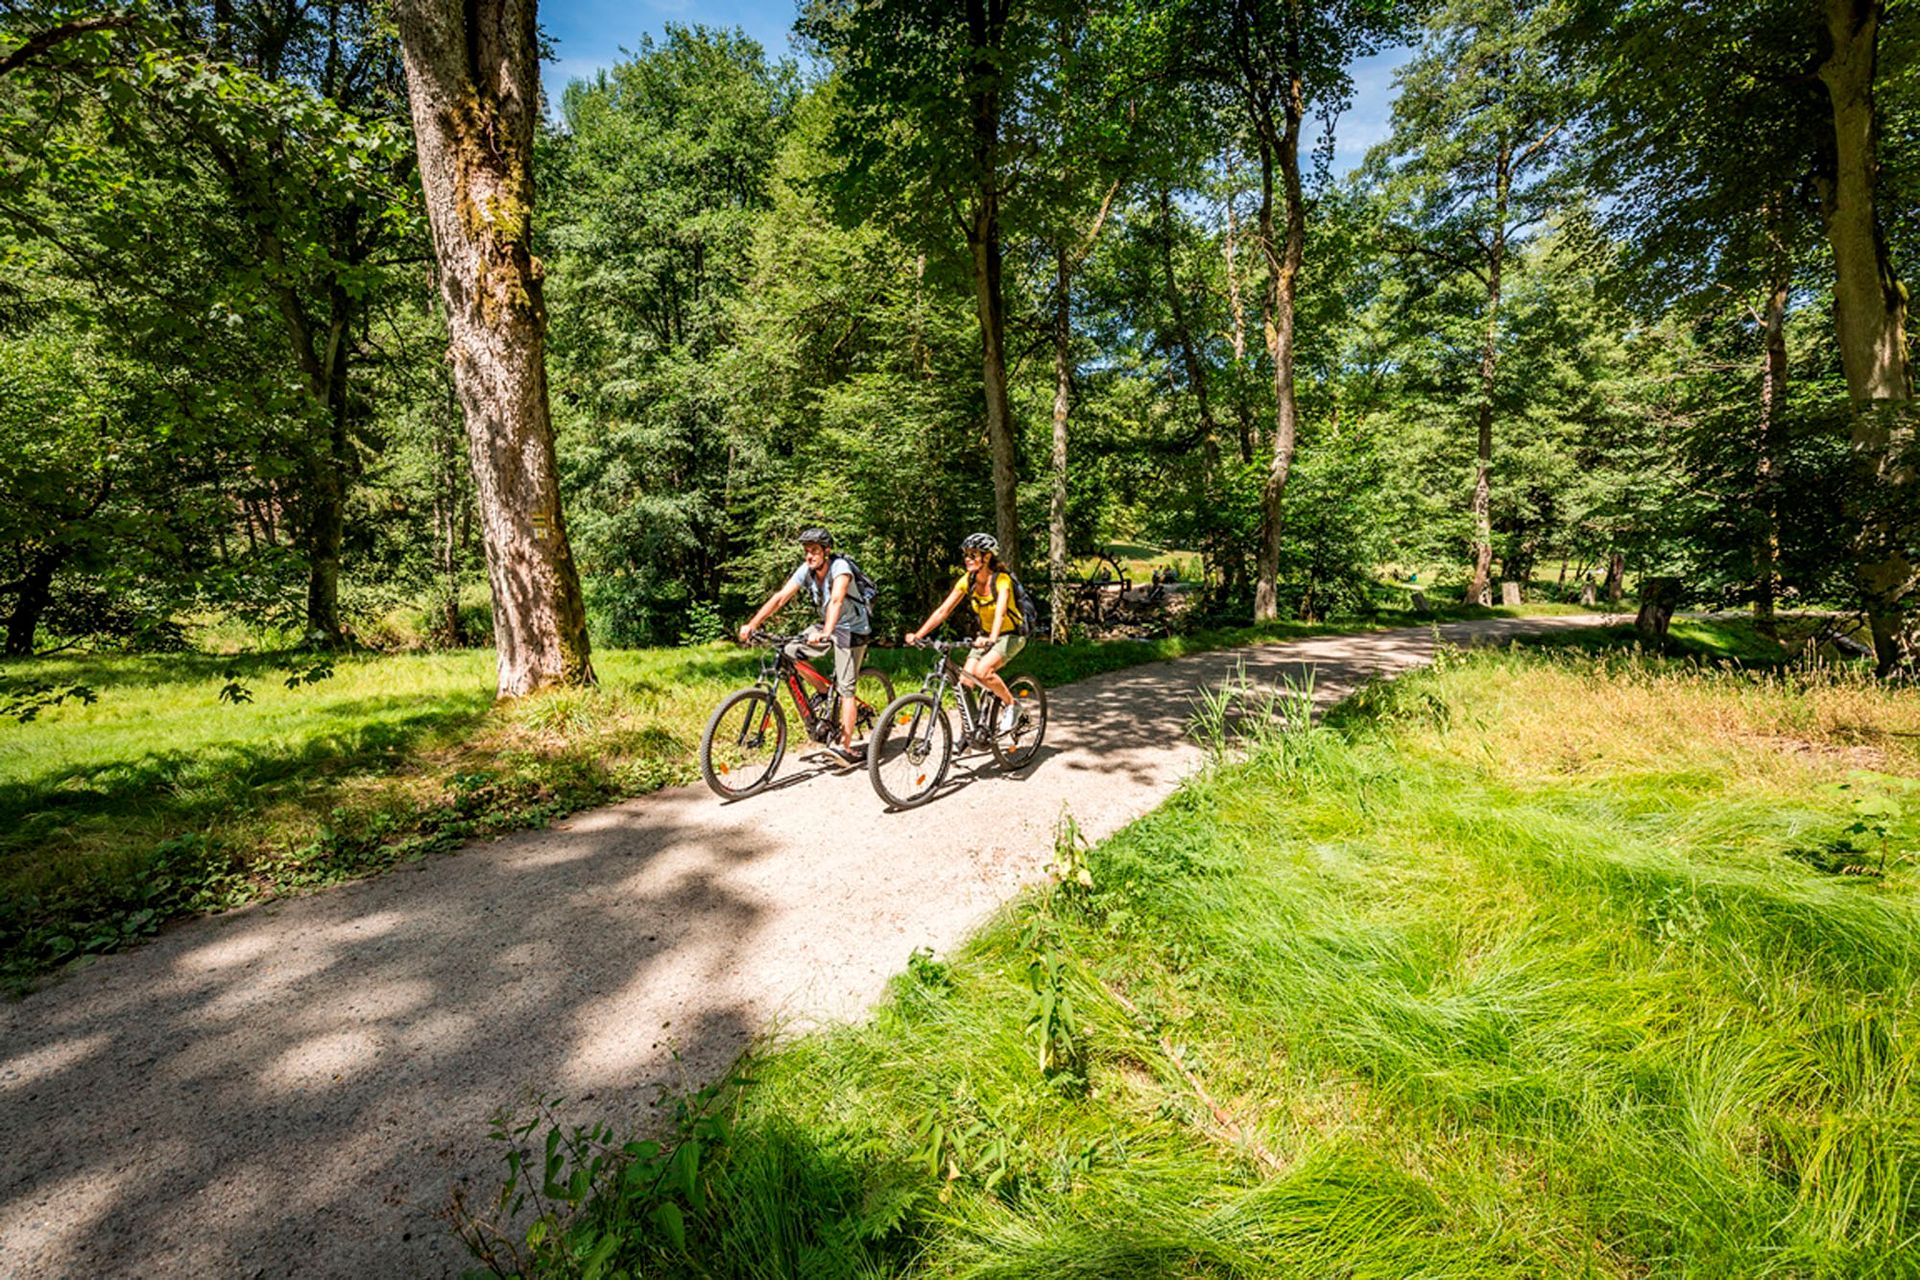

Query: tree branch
[0,14,139,77]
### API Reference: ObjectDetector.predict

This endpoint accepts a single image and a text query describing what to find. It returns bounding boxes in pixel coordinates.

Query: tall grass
[475,645,1920,1278]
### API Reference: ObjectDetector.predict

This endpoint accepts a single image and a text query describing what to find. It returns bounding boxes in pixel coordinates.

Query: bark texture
[1464,155,1510,608]
[966,0,1021,572]
[1050,247,1071,642]
[1754,271,1788,636]
[1818,0,1914,671]
[395,0,594,698]
[1245,11,1305,623]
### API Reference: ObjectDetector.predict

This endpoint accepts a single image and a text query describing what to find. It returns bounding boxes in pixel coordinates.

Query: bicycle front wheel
[869,693,953,810]
[699,687,787,799]
[989,675,1047,770]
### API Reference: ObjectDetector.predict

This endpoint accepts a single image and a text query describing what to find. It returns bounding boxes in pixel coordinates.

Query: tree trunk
[433,377,467,647]
[966,0,1019,572]
[1754,270,1788,637]
[4,551,58,658]
[1252,50,1305,624]
[1050,246,1071,643]
[395,0,593,698]
[1465,154,1510,608]
[1157,184,1221,467]
[1818,0,1914,672]
[270,273,353,646]
[1604,551,1625,605]
[1635,576,1683,644]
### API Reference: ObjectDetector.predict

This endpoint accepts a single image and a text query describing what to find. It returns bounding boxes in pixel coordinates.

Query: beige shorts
[976,633,1025,665]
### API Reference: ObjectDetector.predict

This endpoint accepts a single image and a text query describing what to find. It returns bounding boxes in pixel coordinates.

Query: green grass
[0,608,1497,988]
[468,643,1920,1279]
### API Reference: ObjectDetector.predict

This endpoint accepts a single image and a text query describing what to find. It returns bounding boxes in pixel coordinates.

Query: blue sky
[539,0,1408,178]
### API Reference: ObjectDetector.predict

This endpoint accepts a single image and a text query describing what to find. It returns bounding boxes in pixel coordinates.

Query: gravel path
[0,615,1613,1278]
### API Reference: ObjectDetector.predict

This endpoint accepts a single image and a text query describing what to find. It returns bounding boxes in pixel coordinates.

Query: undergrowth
[467,641,1920,1279]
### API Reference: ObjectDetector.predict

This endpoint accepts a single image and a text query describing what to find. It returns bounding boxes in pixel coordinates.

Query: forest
[9,4,1920,1276]
[1,0,1912,685]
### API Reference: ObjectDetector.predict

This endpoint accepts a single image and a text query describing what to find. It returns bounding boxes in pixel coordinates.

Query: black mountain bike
[868,637,1047,810]
[698,632,895,800]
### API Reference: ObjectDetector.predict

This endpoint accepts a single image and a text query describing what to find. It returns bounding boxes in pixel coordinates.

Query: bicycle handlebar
[907,636,979,652]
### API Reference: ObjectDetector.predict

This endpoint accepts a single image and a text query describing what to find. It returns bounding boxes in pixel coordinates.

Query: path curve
[0,616,1612,1277]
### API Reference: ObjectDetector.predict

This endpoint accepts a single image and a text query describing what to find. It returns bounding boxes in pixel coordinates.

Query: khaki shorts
[977,633,1025,665]
[785,633,867,698]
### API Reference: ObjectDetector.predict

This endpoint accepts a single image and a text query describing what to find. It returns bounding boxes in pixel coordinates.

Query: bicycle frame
[913,642,997,742]
[749,634,873,743]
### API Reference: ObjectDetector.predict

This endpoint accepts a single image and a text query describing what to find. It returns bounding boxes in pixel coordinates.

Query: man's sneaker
[998,700,1020,735]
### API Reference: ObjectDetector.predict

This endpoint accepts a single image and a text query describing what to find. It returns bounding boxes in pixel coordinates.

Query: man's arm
[818,571,850,639]
[738,581,801,643]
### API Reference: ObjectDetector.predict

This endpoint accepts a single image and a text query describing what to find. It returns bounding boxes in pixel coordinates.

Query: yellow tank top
[953,570,1022,634]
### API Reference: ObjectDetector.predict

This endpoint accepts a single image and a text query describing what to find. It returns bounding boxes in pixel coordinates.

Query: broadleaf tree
[394,0,594,696]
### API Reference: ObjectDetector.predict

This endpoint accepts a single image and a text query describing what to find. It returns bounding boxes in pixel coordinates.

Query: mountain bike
[868,637,1047,810]
[698,632,896,800]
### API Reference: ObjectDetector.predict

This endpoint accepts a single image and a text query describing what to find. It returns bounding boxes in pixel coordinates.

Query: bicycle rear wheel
[852,667,896,740]
[869,693,953,809]
[699,688,787,799]
[988,675,1047,770]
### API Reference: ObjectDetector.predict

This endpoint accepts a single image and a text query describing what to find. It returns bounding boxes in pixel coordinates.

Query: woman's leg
[963,649,1014,705]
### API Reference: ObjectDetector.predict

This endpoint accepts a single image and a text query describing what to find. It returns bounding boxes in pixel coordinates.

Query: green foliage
[0,675,95,722]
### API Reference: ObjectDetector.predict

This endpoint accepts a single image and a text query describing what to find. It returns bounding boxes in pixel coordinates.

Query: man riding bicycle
[905,532,1026,735]
[738,527,871,762]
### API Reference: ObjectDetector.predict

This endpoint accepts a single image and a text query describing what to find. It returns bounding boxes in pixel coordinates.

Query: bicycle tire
[699,687,787,799]
[988,675,1047,771]
[869,692,953,810]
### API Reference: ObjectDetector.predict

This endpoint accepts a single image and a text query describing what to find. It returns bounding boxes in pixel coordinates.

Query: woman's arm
[908,583,967,642]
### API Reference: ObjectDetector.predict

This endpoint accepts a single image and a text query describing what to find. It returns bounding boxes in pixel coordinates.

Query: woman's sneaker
[998,700,1020,735]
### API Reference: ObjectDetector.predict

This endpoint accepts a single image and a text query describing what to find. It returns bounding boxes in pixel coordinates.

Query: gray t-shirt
[787,556,870,641]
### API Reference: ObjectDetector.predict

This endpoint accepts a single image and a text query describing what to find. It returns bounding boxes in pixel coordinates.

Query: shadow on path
[0,615,1612,1277]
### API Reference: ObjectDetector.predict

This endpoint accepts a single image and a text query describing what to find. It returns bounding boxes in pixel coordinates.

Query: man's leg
[834,637,868,751]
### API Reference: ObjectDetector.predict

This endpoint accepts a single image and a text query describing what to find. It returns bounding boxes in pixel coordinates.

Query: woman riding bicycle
[905,532,1026,735]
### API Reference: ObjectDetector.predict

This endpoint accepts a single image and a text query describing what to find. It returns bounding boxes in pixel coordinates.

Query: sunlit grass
[484,644,1920,1278]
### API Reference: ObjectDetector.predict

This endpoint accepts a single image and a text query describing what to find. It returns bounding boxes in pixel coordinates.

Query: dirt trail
[0,616,1611,1278]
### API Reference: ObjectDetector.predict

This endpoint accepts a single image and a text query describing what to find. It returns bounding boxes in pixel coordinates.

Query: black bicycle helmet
[960,532,998,556]
[796,526,834,548]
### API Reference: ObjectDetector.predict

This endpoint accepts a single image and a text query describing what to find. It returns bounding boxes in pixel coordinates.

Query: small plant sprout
[1833,776,1912,875]
[1047,804,1093,897]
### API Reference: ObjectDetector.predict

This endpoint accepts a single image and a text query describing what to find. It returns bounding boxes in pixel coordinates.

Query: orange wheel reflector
[718,764,730,774]
[915,774,927,785]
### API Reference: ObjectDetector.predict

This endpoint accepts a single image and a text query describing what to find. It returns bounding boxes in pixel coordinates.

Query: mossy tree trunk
[394,0,593,698]
[1817,0,1914,674]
